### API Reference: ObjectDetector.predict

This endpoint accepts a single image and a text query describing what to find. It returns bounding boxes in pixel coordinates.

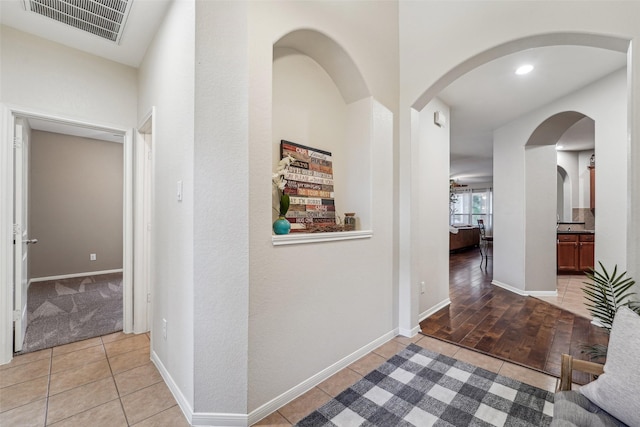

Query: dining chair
[478,219,493,268]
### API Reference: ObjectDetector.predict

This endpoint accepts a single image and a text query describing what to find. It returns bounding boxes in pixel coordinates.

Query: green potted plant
[582,262,640,359]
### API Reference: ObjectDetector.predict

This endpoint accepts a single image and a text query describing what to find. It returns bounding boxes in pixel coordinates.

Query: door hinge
[147,293,151,303]
[13,224,21,235]
[13,137,22,149]
[13,310,21,321]
[147,150,152,160]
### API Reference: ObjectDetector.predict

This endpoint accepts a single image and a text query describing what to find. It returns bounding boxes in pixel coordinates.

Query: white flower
[272,155,294,189]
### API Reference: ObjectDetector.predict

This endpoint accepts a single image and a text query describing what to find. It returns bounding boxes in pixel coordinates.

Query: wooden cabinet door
[579,242,595,271]
[557,235,579,271]
[579,234,595,271]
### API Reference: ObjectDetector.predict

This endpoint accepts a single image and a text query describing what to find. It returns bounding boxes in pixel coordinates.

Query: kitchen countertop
[557,230,595,234]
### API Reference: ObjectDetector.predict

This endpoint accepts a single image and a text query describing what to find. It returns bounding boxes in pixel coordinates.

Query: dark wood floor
[419,247,609,383]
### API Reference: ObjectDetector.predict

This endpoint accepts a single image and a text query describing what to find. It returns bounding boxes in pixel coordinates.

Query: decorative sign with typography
[280,140,336,232]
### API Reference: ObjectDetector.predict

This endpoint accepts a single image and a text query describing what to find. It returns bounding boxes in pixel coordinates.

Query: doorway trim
[0,104,137,364]
[133,108,155,334]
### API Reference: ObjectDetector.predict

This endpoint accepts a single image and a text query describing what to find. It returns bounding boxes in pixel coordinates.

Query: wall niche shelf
[272,230,373,246]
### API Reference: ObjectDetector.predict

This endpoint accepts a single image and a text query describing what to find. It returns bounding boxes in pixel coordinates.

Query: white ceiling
[1,0,171,140]
[0,4,629,163]
[439,45,627,185]
[0,0,171,68]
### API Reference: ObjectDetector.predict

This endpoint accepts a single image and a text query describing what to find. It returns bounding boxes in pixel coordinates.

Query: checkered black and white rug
[297,343,554,427]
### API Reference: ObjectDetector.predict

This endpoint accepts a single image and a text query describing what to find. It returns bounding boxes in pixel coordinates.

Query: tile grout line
[102,335,132,426]
[43,349,52,426]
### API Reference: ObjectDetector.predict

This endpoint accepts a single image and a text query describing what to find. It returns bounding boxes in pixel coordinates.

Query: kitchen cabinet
[557,233,595,273]
[557,234,578,272]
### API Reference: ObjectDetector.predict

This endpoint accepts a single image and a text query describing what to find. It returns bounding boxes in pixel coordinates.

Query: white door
[13,119,33,352]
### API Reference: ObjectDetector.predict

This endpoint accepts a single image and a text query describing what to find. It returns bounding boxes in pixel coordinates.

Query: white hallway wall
[557,150,580,213]
[137,0,196,411]
[399,1,640,325]
[246,0,398,413]
[417,98,451,318]
[0,26,136,128]
[140,0,399,418]
[494,69,627,292]
[578,150,595,209]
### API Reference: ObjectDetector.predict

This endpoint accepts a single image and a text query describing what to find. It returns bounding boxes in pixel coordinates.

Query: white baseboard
[151,329,406,426]
[151,350,196,425]
[528,290,558,297]
[247,328,399,426]
[30,269,123,283]
[492,280,557,297]
[191,412,248,427]
[419,298,451,323]
[491,280,527,296]
[398,325,421,338]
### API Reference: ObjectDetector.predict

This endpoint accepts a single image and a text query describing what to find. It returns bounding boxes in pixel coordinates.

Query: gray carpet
[18,273,123,354]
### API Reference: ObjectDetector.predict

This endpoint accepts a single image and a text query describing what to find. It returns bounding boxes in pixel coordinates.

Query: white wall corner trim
[491,280,528,296]
[247,328,398,425]
[419,298,451,323]
[398,324,421,338]
[151,351,194,425]
[191,412,248,427]
[492,280,559,297]
[527,290,559,297]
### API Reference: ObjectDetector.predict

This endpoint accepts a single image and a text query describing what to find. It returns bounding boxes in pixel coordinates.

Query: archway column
[397,108,420,337]
[627,41,640,293]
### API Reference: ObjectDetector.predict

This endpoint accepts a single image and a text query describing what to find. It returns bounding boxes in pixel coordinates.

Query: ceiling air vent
[23,0,133,43]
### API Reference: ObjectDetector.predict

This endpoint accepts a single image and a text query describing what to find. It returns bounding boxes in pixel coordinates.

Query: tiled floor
[0,332,188,426]
[2,274,590,427]
[538,274,592,319]
[252,334,560,426]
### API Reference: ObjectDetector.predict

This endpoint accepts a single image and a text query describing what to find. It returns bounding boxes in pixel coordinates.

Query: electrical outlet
[420,281,426,294]
[90,253,97,261]
[162,318,167,340]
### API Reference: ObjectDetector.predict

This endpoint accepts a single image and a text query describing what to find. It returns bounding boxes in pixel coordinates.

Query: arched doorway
[402,32,630,334]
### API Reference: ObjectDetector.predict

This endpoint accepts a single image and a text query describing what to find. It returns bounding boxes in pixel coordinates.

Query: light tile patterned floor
[537,274,592,319]
[0,332,188,427]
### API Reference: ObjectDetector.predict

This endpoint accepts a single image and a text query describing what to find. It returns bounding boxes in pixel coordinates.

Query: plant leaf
[581,263,639,333]
[279,194,290,216]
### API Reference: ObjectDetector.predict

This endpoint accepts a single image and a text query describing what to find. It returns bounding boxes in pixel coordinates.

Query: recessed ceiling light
[556,145,564,150]
[516,64,534,75]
